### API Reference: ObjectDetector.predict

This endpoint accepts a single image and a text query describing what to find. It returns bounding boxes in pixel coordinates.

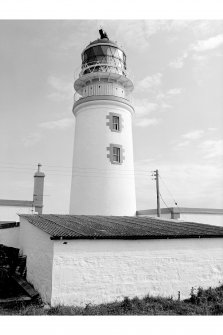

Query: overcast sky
[0,20,223,213]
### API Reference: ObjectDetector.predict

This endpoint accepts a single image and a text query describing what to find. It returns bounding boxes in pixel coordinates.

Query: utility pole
[152,169,161,217]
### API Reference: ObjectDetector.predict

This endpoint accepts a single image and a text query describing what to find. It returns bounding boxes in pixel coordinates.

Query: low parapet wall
[137,208,223,227]
[0,222,20,248]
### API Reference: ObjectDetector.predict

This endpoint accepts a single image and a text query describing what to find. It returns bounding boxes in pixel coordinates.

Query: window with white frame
[112,146,121,163]
[112,116,120,131]
[107,144,124,164]
[106,112,123,132]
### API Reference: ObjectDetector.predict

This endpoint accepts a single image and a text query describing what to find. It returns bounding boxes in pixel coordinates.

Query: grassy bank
[1,285,223,315]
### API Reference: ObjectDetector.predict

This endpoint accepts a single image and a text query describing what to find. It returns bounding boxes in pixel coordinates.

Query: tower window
[106,112,123,133]
[113,147,120,163]
[112,116,120,131]
[106,144,125,165]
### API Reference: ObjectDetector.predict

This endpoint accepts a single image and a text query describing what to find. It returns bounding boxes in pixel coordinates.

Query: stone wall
[51,238,223,307]
[0,205,33,221]
[19,217,54,304]
[180,213,223,227]
[0,222,20,248]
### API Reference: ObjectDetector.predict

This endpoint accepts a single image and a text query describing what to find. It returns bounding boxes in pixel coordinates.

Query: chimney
[33,163,45,214]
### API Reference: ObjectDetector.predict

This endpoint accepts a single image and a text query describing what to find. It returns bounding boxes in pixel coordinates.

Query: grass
[1,285,223,315]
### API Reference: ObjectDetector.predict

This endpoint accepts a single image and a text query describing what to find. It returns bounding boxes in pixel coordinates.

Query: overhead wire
[0,169,148,176]
[0,162,153,177]
[151,169,180,213]
[159,173,181,213]
[0,161,151,173]
[159,192,172,213]
[159,174,178,206]
[1,161,181,211]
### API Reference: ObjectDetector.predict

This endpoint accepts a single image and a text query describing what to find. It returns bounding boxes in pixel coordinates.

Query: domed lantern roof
[74,30,133,94]
[84,29,121,49]
[87,38,118,48]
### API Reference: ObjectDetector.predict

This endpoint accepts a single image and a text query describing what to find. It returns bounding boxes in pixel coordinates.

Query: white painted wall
[139,213,172,220]
[69,98,136,215]
[0,226,20,248]
[19,217,54,304]
[0,205,33,221]
[180,213,223,227]
[51,238,223,307]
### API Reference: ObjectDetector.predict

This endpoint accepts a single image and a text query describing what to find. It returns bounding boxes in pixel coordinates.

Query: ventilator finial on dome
[99,28,108,39]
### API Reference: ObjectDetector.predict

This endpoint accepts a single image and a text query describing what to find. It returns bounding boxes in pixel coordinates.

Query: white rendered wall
[0,227,20,248]
[51,238,223,307]
[69,99,136,215]
[160,213,172,219]
[0,206,33,221]
[138,212,223,226]
[19,218,54,304]
[180,213,223,227]
[139,213,172,220]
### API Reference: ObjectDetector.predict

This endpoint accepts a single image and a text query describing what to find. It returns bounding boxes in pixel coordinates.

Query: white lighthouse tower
[69,29,136,215]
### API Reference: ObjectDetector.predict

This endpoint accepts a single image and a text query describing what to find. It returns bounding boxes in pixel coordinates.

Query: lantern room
[81,38,127,75]
[74,29,133,96]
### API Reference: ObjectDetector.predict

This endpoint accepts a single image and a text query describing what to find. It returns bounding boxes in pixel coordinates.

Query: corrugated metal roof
[19,214,223,240]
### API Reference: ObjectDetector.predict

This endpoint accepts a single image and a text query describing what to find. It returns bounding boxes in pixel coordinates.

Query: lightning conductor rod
[155,169,161,217]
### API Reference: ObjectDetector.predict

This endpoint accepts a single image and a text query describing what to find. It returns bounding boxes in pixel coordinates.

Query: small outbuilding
[19,214,223,307]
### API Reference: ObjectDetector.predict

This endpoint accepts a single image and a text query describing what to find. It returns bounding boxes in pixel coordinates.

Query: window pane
[106,47,113,56]
[83,46,126,72]
[113,147,117,155]
[112,116,119,131]
[116,49,124,60]
[101,45,109,54]
[113,147,120,162]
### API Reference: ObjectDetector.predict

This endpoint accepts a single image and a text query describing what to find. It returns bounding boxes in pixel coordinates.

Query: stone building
[18,214,223,306]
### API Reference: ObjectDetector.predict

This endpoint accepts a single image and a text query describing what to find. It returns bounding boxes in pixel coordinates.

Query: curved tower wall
[81,82,126,99]
[69,33,136,215]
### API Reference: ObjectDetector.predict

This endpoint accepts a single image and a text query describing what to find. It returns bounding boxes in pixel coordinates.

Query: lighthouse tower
[69,30,136,215]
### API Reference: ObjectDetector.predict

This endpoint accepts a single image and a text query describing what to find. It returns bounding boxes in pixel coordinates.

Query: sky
[0,19,223,213]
